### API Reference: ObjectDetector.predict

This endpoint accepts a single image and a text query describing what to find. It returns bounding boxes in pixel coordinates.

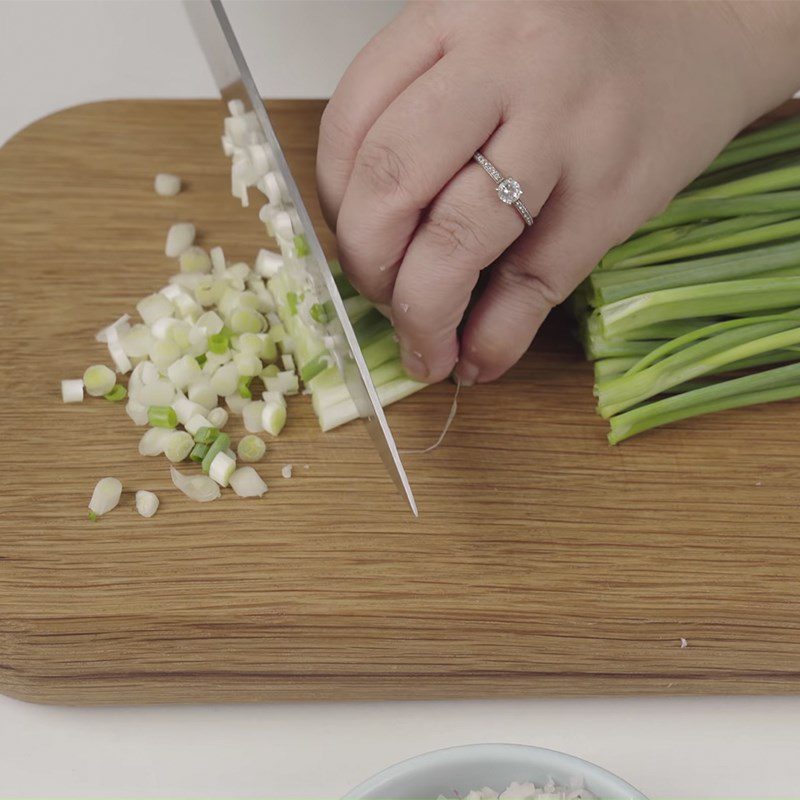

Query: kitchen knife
[185,0,417,516]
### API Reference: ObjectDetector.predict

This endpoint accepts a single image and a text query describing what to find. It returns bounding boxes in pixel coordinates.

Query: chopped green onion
[135,490,160,518]
[237,376,252,399]
[185,413,213,436]
[309,303,328,323]
[196,353,207,366]
[261,363,280,379]
[179,245,211,274]
[208,332,229,354]
[294,234,310,257]
[259,336,278,362]
[286,291,299,315]
[195,276,225,306]
[194,426,220,445]
[201,432,231,474]
[208,451,236,487]
[61,378,84,404]
[88,476,122,517]
[237,434,266,462]
[83,364,116,397]
[230,308,265,334]
[164,430,195,462]
[147,405,178,428]
[88,511,97,522]
[104,384,127,402]
[210,362,239,396]
[190,442,209,462]
[229,466,268,497]
[207,407,229,429]
[261,401,287,436]
[233,351,261,377]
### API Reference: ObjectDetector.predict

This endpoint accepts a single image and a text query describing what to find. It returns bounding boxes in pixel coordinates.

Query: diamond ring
[473,151,534,226]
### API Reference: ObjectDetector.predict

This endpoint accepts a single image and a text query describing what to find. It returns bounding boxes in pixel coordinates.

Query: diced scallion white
[135,490,160,518]
[138,427,175,456]
[179,246,211,274]
[173,396,206,426]
[209,451,236,487]
[255,248,283,278]
[139,378,176,408]
[237,434,266,462]
[185,414,212,436]
[188,381,217,410]
[262,401,287,436]
[233,351,261,377]
[242,400,265,433]
[126,399,149,426]
[225,393,249,414]
[83,364,116,397]
[165,222,196,257]
[167,354,202,390]
[154,173,181,197]
[88,477,122,517]
[210,363,239,396]
[171,466,220,502]
[230,466,268,497]
[95,314,131,343]
[207,406,229,429]
[137,293,173,326]
[61,379,84,403]
[164,430,194,462]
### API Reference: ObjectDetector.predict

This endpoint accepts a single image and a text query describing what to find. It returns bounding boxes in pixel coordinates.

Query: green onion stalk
[572,112,800,443]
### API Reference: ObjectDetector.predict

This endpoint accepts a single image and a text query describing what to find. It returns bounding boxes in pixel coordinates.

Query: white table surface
[2,2,800,797]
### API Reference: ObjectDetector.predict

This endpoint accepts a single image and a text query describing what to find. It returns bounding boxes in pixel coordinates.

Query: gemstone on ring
[496,177,523,205]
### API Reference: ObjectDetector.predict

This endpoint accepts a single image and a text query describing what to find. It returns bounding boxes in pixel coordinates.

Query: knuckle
[353,137,410,200]
[318,101,354,161]
[501,255,569,310]
[424,202,488,259]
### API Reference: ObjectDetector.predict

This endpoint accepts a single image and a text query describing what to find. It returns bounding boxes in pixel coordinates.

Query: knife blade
[184,0,417,516]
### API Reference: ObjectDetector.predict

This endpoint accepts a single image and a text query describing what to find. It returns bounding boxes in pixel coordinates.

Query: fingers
[456,187,619,385]
[335,54,506,305]
[390,123,562,383]
[316,5,443,228]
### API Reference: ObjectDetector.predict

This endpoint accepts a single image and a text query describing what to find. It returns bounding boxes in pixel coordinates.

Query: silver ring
[473,151,534,226]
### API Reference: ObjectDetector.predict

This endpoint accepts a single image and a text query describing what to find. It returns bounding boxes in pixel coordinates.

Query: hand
[317,1,800,385]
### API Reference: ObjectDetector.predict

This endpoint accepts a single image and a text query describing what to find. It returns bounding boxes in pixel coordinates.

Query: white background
[2,2,800,798]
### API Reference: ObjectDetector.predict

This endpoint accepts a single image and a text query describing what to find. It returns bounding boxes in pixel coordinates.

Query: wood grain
[2,99,800,706]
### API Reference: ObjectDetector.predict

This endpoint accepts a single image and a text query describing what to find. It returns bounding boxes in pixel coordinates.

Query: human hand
[317,0,800,385]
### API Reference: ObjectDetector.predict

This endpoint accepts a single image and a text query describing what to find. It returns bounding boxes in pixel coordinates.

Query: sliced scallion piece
[189,442,209,462]
[194,426,220,445]
[104,384,128,402]
[201,432,231,474]
[147,405,178,428]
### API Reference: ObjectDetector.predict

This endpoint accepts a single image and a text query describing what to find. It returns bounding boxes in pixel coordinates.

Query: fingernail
[400,344,428,381]
[456,360,479,386]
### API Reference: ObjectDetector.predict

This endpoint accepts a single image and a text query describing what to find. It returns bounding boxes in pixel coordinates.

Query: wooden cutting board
[3,99,800,706]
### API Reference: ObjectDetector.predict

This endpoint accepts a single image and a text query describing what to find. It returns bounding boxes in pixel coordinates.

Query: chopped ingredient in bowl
[438,779,595,800]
